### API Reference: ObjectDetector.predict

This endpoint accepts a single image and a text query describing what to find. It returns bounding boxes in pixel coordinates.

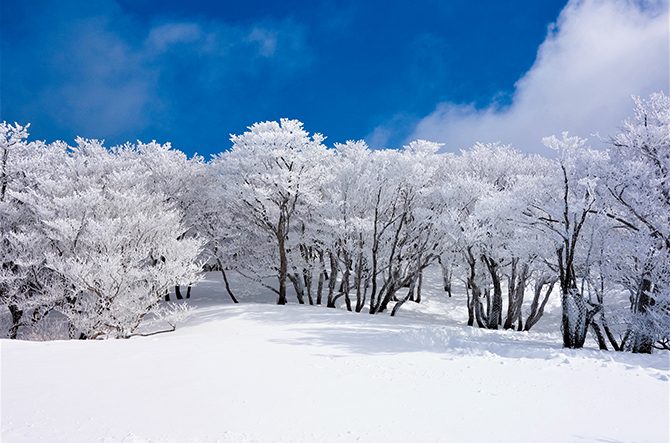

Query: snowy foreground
[2,268,669,443]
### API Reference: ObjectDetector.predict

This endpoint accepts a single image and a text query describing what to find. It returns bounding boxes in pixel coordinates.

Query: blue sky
[1,0,667,156]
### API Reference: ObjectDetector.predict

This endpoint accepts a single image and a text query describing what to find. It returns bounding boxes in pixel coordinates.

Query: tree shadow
[179,301,670,377]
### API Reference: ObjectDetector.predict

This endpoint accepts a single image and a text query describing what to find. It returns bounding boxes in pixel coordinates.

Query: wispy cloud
[1,0,312,145]
[394,0,669,153]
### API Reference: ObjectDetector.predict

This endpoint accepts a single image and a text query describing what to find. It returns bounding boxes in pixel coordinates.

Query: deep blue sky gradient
[1,0,567,156]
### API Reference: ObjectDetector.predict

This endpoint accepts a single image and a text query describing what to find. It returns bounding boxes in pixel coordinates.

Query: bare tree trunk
[316,269,325,305]
[391,278,416,317]
[479,288,490,328]
[524,279,554,331]
[466,285,474,326]
[8,304,22,339]
[504,262,528,330]
[601,314,622,351]
[341,254,352,311]
[316,252,325,305]
[503,259,518,330]
[483,256,502,330]
[369,188,382,314]
[557,246,593,349]
[376,273,403,314]
[174,285,184,300]
[465,248,482,327]
[590,320,609,350]
[440,257,453,297]
[220,269,239,303]
[327,252,339,308]
[343,292,352,311]
[289,273,305,304]
[631,278,654,353]
[415,270,423,303]
[354,257,364,312]
[303,269,314,305]
[277,222,288,305]
[358,277,370,313]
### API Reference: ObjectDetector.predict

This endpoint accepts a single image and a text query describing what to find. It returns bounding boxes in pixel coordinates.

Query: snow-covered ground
[2,266,669,442]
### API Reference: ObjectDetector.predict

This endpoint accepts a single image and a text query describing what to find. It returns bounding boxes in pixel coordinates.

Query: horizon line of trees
[1,92,668,353]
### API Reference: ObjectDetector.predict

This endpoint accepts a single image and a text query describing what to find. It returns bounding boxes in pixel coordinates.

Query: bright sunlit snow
[2,268,668,443]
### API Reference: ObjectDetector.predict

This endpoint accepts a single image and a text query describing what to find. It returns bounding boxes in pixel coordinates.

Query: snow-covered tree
[438,143,557,331]
[22,139,203,338]
[522,133,608,348]
[213,119,331,305]
[598,92,670,353]
[0,123,66,338]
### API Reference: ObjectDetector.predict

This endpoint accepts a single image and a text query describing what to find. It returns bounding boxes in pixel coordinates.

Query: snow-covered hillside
[2,268,668,443]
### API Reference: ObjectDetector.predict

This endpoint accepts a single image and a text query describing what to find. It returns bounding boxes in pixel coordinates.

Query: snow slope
[2,267,669,443]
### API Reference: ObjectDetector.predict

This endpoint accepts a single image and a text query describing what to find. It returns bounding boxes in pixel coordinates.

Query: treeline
[0,93,668,352]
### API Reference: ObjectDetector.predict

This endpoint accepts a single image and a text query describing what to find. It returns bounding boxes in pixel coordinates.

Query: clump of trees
[1,93,668,353]
[0,132,203,339]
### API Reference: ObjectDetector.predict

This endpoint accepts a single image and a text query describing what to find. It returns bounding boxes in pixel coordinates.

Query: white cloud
[248,27,279,57]
[146,23,203,53]
[408,0,669,153]
[5,0,313,141]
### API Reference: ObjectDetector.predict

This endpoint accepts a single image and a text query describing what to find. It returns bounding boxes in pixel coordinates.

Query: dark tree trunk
[174,285,184,300]
[354,235,366,312]
[465,248,480,327]
[316,269,325,305]
[369,189,381,314]
[341,255,352,311]
[414,270,423,303]
[476,288,488,328]
[354,259,364,312]
[8,304,22,339]
[343,293,352,311]
[601,315,622,351]
[277,223,288,305]
[631,278,654,353]
[504,262,528,330]
[391,280,416,317]
[557,247,592,349]
[482,256,502,330]
[503,259,518,330]
[440,258,453,297]
[524,279,554,331]
[185,285,192,299]
[357,277,369,313]
[220,269,239,303]
[466,286,474,326]
[377,282,399,314]
[326,252,339,308]
[303,269,314,305]
[590,319,609,350]
[288,273,305,304]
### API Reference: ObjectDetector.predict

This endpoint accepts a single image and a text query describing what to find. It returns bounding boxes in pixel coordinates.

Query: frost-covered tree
[130,141,209,300]
[438,143,557,331]
[319,140,377,310]
[523,133,607,348]
[327,141,444,314]
[0,123,66,338]
[3,91,668,350]
[23,139,203,338]
[213,119,331,305]
[598,92,670,353]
